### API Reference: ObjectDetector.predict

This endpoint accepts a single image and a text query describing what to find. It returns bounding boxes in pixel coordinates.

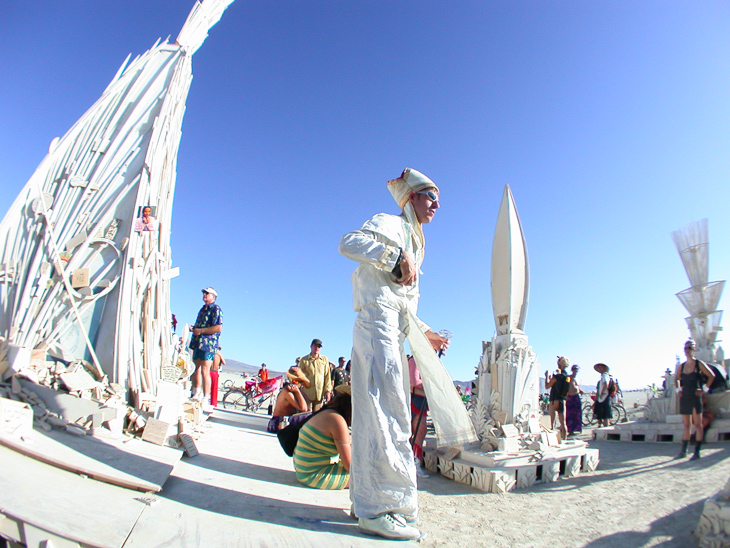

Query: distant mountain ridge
[223,359,285,378]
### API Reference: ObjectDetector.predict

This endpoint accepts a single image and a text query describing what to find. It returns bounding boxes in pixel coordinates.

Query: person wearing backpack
[545,356,571,440]
[594,363,613,427]
[675,339,715,461]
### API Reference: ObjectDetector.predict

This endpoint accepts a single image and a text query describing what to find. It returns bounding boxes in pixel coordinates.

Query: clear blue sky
[2,1,729,389]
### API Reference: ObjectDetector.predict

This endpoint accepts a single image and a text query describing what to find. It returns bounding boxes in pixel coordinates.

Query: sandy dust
[415,436,728,547]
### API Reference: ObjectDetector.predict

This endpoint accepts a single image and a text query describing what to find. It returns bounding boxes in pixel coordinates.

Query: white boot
[358,513,423,540]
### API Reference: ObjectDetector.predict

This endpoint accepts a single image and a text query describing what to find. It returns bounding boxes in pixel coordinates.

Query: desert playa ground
[159,404,729,547]
[419,437,728,547]
[2,383,728,547]
[212,377,729,546]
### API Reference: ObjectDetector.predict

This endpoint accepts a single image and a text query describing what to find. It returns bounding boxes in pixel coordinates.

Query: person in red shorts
[209,346,225,407]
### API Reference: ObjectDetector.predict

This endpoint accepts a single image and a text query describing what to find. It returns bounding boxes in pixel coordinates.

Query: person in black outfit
[675,339,715,460]
[545,356,570,440]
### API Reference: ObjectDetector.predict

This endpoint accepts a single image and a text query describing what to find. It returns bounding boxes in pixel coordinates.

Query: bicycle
[222,372,252,390]
[221,387,253,412]
[222,376,282,413]
[582,395,626,426]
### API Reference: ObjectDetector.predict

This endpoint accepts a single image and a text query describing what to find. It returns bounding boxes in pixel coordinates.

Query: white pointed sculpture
[472,185,539,436]
[671,219,725,363]
[0,0,234,406]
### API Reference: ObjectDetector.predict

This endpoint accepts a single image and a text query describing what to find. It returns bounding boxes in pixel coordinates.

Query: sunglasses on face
[416,189,439,203]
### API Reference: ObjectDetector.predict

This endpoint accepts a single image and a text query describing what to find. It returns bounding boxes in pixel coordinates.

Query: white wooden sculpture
[671,219,725,363]
[425,186,596,492]
[0,0,234,407]
[472,185,539,434]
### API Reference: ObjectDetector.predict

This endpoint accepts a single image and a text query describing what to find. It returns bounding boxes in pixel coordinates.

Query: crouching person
[293,384,351,489]
[267,381,308,433]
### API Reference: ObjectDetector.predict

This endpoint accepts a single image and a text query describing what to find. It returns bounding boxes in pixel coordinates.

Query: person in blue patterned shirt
[190,287,223,409]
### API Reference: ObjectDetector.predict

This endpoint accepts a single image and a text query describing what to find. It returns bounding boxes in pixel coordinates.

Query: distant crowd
[545,339,728,462]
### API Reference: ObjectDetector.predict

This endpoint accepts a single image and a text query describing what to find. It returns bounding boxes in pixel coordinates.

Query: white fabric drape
[406,309,477,447]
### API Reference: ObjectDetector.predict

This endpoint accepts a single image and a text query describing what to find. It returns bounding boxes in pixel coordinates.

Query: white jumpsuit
[339,212,428,519]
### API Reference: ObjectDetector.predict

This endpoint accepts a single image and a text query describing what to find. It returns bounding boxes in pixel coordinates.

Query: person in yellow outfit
[298,339,332,411]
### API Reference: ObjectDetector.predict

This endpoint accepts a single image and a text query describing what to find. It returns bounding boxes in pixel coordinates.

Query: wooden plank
[0,444,143,548]
[0,434,160,492]
[0,426,182,492]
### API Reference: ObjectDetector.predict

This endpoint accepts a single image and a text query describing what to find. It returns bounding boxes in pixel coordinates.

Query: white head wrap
[387,168,439,252]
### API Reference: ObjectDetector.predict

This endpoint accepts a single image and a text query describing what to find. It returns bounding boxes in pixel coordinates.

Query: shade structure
[671,218,709,287]
[0,0,234,403]
[676,281,725,316]
[671,219,725,353]
[686,311,724,344]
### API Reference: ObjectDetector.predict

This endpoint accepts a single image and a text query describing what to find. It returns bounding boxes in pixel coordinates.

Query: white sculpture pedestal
[425,439,599,494]
[472,331,539,435]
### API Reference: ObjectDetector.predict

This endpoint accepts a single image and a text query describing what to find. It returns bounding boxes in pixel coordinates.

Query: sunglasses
[416,189,439,203]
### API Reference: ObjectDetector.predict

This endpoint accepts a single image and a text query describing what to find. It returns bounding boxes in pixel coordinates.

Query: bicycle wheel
[610,404,626,425]
[582,403,597,426]
[222,389,251,412]
[247,393,262,413]
[223,379,234,389]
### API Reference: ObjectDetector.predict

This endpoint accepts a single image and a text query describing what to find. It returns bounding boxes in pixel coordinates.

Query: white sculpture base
[596,392,730,443]
[472,332,539,437]
[424,440,598,494]
[695,476,730,547]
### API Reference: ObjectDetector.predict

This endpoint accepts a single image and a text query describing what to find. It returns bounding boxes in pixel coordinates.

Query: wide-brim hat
[335,384,351,395]
[286,367,310,387]
[594,363,610,373]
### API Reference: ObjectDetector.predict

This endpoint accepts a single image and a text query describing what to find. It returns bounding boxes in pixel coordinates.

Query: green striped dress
[293,422,349,490]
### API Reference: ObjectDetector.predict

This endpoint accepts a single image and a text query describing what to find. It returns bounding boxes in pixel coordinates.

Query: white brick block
[452,461,473,485]
[471,466,492,492]
[491,470,516,494]
[516,466,537,489]
[423,450,439,473]
[542,461,560,483]
[564,456,581,478]
[582,449,600,472]
[438,457,455,479]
